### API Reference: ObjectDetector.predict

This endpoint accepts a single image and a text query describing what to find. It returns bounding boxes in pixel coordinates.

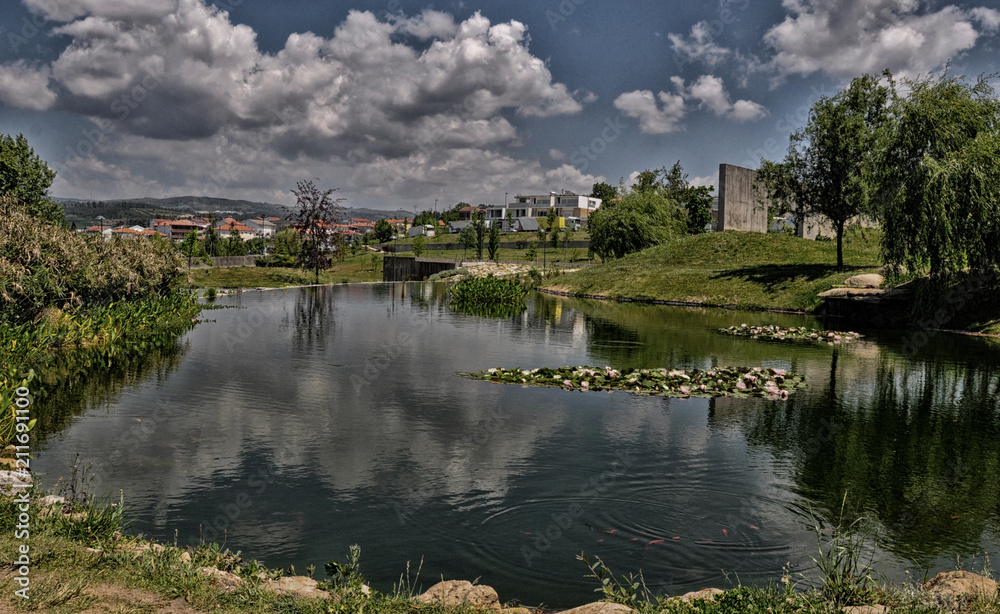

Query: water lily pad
[719,324,863,345]
[457,365,806,399]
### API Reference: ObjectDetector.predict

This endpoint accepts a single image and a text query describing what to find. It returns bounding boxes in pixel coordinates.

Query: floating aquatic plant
[719,324,863,345]
[458,365,806,399]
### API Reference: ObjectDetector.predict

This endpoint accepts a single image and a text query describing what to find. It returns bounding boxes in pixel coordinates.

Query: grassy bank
[1,490,997,613]
[543,229,882,313]
[185,252,385,288]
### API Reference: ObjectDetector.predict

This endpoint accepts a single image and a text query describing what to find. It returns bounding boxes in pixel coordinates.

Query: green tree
[0,133,61,223]
[203,217,221,257]
[179,229,201,257]
[875,72,1000,278]
[222,225,248,256]
[587,190,686,260]
[684,185,714,234]
[590,181,618,205]
[488,221,501,261]
[372,219,394,243]
[633,169,661,194]
[288,179,347,283]
[472,211,486,259]
[412,233,426,257]
[458,225,476,259]
[758,74,890,267]
[274,226,302,257]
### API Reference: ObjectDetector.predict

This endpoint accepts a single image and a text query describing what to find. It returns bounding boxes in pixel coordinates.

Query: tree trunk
[836,220,845,268]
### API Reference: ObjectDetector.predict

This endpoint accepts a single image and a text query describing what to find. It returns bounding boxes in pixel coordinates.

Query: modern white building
[483,190,601,229]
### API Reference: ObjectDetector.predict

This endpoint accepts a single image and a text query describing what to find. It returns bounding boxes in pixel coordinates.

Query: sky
[1,0,999,212]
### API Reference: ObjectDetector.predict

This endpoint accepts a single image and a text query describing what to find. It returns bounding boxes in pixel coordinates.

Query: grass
[185,252,385,288]
[543,229,883,312]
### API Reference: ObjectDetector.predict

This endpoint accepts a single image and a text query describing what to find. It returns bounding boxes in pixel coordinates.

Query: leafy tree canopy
[0,133,62,223]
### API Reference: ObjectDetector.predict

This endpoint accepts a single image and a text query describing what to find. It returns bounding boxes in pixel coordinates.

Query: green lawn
[185,252,384,288]
[544,229,883,313]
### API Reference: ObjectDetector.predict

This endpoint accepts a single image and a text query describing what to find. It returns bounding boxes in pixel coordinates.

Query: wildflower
[699,384,707,392]
[779,390,789,400]
[488,368,497,374]
[581,381,590,389]
[773,369,786,376]
[741,323,747,328]
[563,379,573,387]
[679,385,691,395]
[736,381,747,390]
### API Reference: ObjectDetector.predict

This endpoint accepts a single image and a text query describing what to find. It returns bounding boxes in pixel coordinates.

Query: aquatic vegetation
[448,274,528,305]
[719,324,863,345]
[458,365,806,398]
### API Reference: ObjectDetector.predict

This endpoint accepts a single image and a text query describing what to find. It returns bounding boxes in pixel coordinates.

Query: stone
[666,588,724,604]
[198,567,245,591]
[265,576,331,600]
[37,495,66,506]
[416,580,501,611]
[502,608,533,614]
[841,605,888,614]
[0,469,32,488]
[844,274,883,289]
[924,570,998,600]
[553,602,636,614]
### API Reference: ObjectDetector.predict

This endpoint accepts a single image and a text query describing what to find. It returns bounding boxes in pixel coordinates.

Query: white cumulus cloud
[614,75,766,134]
[0,61,57,111]
[765,0,1000,79]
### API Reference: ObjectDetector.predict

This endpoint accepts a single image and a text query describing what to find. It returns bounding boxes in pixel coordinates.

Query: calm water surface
[33,283,1000,607]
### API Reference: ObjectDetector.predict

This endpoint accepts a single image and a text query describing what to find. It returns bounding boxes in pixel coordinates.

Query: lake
[31,283,1000,608]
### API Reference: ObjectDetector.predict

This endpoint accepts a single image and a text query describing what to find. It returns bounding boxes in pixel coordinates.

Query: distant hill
[55,196,412,228]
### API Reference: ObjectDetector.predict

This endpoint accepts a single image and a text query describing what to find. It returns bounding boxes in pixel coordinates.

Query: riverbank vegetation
[0,191,200,445]
[544,229,881,312]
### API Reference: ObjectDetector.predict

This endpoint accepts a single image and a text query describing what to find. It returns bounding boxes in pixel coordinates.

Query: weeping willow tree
[876,73,1000,279]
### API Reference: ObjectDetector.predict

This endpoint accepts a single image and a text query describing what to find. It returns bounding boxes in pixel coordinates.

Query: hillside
[55,196,412,228]
[543,229,882,312]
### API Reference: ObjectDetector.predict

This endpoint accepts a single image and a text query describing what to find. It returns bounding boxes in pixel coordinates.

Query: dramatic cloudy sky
[1,0,998,210]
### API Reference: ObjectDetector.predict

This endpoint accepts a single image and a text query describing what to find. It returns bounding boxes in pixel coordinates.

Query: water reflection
[28,285,1000,606]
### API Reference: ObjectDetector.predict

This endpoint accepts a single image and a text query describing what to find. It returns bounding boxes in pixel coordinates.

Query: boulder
[553,603,635,614]
[844,274,883,289]
[266,576,331,600]
[841,605,888,614]
[665,588,724,604]
[416,580,501,611]
[37,495,66,506]
[198,567,244,591]
[924,570,998,600]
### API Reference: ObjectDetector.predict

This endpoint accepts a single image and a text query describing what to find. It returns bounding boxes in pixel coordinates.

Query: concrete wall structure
[718,164,769,233]
[383,257,459,281]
